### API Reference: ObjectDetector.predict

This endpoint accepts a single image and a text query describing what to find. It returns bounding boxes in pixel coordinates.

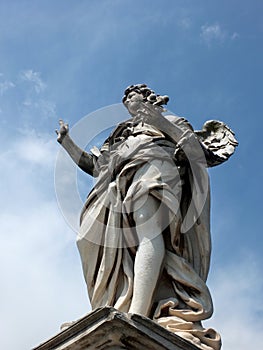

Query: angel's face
[125,91,143,104]
[123,91,144,115]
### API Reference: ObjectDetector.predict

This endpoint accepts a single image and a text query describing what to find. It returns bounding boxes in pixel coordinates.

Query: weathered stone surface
[33,307,201,350]
[56,84,237,350]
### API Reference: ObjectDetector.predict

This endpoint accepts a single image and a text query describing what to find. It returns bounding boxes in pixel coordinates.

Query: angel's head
[122,84,169,115]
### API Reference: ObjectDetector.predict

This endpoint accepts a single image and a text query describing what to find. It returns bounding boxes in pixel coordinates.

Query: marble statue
[56,84,238,350]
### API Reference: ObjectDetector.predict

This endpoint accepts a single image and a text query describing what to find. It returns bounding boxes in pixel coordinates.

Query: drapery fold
[77,118,221,350]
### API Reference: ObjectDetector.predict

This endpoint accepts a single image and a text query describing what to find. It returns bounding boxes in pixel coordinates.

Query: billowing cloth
[77,116,221,350]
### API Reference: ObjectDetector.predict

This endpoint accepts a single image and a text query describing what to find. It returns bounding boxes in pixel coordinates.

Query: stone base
[33,307,201,350]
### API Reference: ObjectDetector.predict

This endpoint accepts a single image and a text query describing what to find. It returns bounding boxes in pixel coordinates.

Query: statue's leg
[128,194,165,316]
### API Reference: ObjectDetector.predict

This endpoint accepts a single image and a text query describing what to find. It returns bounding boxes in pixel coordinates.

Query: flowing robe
[77,115,221,350]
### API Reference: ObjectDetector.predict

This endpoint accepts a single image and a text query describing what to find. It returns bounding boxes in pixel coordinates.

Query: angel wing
[195,120,238,167]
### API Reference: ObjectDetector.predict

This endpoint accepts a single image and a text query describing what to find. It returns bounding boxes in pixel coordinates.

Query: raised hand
[56,119,69,144]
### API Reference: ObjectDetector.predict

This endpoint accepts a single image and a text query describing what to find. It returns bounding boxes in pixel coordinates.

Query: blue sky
[0,1,262,349]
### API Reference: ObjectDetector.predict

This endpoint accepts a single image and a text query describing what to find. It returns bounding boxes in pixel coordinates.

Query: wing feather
[195,120,238,167]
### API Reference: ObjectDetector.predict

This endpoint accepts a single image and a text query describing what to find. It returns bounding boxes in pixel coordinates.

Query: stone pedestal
[33,307,200,350]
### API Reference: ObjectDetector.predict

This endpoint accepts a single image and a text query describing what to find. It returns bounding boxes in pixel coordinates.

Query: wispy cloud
[20,69,46,93]
[178,17,192,30]
[21,98,57,120]
[200,23,226,44]
[200,23,239,46]
[0,80,15,95]
[0,69,57,127]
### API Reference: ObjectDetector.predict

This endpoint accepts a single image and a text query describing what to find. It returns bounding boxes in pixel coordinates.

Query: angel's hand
[56,119,69,143]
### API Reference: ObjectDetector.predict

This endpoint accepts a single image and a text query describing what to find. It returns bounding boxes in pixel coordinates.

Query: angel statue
[56,84,238,350]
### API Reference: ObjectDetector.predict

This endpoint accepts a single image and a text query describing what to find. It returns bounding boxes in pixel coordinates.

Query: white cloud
[0,80,15,95]
[1,130,56,168]
[0,203,89,350]
[21,98,57,123]
[200,23,240,46]
[16,69,57,125]
[205,255,263,349]
[0,129,90,350]
[0,69,57,130]
[200,23,226,45]
[20,69,46,93]
[18,136,55,166]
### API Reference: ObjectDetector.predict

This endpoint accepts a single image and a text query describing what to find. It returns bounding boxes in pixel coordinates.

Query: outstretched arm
[56,120,96,177]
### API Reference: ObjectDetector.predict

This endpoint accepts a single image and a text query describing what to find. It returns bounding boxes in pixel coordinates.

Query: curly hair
[122,84,169,107]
